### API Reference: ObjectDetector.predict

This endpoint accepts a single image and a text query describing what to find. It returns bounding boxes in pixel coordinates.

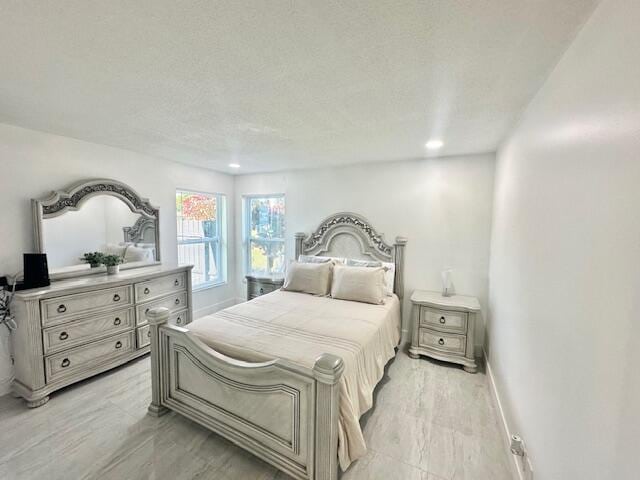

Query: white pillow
[345,258,395,296]
[124,245,154,263]
[104,243,126,257]
[298,255,345,264]
[282,261,332,296]
[331,265,386,305]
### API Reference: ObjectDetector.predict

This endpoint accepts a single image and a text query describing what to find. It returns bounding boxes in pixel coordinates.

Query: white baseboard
[193,297,239,319]
[484,350,527,480]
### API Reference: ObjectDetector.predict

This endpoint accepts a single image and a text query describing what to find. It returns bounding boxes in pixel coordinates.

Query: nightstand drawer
[248,282,278,297]
[419,328,466,355]
[420,307,467,334]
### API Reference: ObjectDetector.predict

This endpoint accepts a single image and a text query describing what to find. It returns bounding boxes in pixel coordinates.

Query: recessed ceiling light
[425,140,444,150]
[229,163,240,168]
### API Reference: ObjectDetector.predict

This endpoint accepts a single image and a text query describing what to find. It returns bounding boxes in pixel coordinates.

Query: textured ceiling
[0,1,598,174]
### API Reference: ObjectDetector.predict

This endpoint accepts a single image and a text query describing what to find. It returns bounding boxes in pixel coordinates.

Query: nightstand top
[245,275,284,284]
[410,290,481,312]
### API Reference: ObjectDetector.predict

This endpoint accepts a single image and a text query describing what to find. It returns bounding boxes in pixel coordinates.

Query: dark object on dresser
[24,253,50,288]
[245,275,284,300]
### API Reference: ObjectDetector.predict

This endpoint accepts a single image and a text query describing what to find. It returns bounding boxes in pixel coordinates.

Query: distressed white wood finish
[294,212,407,302]
[135,272,187,303]
[246,275,284,301]
[409,290,481,373]
[136,324,151,348]
[147,307,345,480]
[41,285,133,327]
[45,331,136,382]
[10,264,193,407]
[420,308,468,334]
[135,291,188,326]
[32,178,162,279]
[42,307,135,354]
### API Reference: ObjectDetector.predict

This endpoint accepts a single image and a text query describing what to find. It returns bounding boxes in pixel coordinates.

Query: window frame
[242,193,286,278]
[176,189,228,291]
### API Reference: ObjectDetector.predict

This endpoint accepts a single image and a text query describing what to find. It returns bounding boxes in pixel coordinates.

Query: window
[176,190,227,289]
[243,195,285,277]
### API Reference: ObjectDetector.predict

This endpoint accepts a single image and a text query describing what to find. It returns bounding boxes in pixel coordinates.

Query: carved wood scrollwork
[40,180,158,218]
[303,213,392,257]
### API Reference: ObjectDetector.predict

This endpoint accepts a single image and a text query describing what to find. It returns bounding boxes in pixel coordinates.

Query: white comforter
[187,290,401,470]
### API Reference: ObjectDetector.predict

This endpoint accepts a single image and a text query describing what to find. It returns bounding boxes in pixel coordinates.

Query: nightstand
[245,275,284,300]
[409,290,481,373]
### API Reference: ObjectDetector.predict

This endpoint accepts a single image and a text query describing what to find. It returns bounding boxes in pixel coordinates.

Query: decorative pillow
[123,245,154,263]
[331,265,386,305]
[345,258,395,296]
[282,261,332,296]
[298,255,345,264]
[104,243,127,257]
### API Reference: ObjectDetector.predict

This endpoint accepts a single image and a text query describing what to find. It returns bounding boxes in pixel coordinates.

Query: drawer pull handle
[144,288,150,295]
[259,287,264,294]
[174,279,180,286]
[61,358,70,368]
[438,338,445,346]
[176,317,182,325]
[115,341,123,349]
[145,308,150,316]
[174,298,180,305]
[113,294,121,302]
[147,330,151,338]
[57,304,67,314]
[59,331,69,341]
[439,316,446,324]
[113,317,121,326]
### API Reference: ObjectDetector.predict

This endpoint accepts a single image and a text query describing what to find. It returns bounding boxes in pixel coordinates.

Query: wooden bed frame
[146,213,407,480]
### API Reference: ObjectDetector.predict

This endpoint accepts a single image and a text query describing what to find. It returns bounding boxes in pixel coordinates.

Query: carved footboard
[146,308,344,480]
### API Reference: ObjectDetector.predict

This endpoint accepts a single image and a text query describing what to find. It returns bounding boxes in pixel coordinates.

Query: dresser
[409,290,481,373]
[11,264,193,407]
[245,275,284,300]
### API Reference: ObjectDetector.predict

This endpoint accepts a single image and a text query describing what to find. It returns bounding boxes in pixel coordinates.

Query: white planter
[106,265,120,275]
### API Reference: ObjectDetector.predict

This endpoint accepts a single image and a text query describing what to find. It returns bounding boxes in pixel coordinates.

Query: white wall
[234,154,496,340]
[0,123,237,395]
[487,0,640,478]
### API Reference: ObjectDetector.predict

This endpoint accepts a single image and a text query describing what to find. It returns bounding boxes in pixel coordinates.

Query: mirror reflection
[42,195,157,271]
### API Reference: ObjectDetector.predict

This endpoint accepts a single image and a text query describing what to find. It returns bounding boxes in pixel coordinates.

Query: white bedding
[187,289,401,470]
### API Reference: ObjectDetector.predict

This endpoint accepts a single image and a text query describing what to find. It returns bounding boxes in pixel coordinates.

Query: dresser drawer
[420,307,468,334]
[136,325,151,348]
[169,308,189,327]
[419,328,466,355]
[42,308,134,354]
[45,331,135,382]
[135,272,187,303]
[41,285,133,327]
[136,291,188,326]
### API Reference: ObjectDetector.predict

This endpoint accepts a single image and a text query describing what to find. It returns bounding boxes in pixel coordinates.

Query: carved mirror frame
[32,178,161,278]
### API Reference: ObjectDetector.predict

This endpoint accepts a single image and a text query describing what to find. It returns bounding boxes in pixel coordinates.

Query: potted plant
[81,252,105,268]
[102,254,123,275]
[0,286,17,332]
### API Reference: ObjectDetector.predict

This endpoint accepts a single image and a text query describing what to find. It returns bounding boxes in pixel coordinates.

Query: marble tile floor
[0,346,514,480]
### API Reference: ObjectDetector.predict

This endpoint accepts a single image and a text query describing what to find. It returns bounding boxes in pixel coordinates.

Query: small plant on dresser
[102,254,124,275]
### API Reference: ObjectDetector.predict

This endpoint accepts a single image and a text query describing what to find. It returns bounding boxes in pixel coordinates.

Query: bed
[146,213,407,480]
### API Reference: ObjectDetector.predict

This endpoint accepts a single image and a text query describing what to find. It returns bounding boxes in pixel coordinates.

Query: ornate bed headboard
[294,212,408,301]
[123,216,157,244]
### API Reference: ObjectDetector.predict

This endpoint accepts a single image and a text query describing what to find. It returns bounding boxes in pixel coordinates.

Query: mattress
[187,289,401,470]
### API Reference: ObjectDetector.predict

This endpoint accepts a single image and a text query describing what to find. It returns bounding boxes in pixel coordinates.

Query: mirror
[33,179,160,277]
